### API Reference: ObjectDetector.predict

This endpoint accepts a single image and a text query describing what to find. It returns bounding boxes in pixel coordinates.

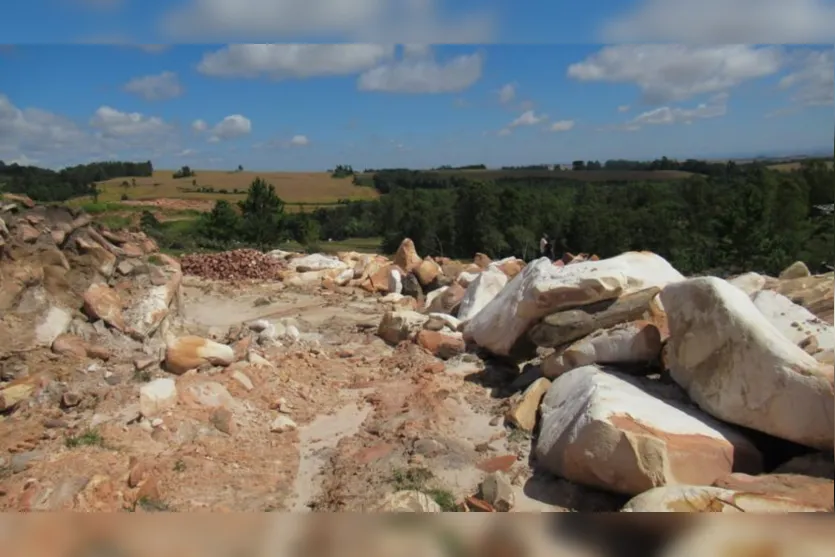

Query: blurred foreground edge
[0,513,833,557]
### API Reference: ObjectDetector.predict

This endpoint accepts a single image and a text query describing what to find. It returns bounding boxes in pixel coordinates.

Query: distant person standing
[540,234,550,259]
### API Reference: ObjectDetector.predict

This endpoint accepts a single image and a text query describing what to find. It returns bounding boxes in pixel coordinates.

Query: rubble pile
[180,249,286,281]
[375,238,835,513]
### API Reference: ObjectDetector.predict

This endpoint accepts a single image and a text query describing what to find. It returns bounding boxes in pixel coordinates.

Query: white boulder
[661,276,835,450]
[465,252,684,356]
[535,365,762,496]
[457,267,508,322]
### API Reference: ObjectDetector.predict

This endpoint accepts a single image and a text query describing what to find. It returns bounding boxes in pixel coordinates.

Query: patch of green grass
[390,467,435,491]
[389,467,460,511]
[135,496,172,512]
[96,214,133,230]
[425,488,458,511]
[65,429,104,448]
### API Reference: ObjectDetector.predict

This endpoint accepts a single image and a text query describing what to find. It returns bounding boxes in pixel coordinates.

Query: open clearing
[768,160,834,171]
[91,170,380,206]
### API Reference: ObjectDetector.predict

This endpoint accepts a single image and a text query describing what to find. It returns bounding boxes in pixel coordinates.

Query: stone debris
[181,249,286,281]
[1,201,833,519]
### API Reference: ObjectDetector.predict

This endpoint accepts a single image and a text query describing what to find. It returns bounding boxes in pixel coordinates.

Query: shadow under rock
[522,469,627,512]
[463,358,523,399]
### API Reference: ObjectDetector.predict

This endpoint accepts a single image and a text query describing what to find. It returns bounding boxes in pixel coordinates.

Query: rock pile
[180,249,286,281]
[375,241,835,512]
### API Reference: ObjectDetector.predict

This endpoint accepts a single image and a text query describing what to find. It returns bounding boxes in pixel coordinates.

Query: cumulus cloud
[197,43,394,79]
[549,120,575,132]
[358,47,483,93]
[0,94,179,167]
[598,0,835,43]
[191,119,208,132]
[89,106,173,138]
[509,110,547,127]
[206,115,252,142]
[567,44,784,104]
[160,0,494,43]
[619,92,728,130]
[290,135,309,146]
[498,83,516,104]
[123,71,184,101]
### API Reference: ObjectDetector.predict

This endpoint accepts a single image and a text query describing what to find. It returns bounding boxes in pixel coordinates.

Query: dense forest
[2,156,833,277]
[0,160,153,201]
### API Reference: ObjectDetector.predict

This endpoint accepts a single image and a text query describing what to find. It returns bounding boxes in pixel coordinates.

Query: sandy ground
[0,277,623,513]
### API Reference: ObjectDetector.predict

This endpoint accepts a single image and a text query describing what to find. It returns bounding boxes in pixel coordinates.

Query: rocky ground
[1,193,833,524]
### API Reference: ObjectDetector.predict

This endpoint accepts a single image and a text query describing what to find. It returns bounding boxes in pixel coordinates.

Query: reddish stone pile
[180,249,286,281]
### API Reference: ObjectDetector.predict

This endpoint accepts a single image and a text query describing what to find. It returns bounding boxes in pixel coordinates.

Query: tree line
[0,160,153,202]
[167,159,832,277]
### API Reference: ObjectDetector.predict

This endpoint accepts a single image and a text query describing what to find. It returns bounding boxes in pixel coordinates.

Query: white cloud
[567,44,784,104]
[160,0,494,43]
[618,104,631,112]
[621,92,728,130]
[549,120,575,132]
[357,48,483,93]
[0,94,179,167]
[192,119,208,132]
[497,128,512,137]
[206,115,252,142]
[178,148,198,157]
[290,134,309,146]
[89,106,172,138]
[498,83,516,104]
[779,48,834,106]
[123,71,184,101]
[598,0,835,43]
[509,110,547,127]
[197,43,394,79]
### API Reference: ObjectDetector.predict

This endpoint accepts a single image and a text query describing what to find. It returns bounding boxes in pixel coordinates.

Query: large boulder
[465,252,684,356]
[541,320,662,379]
[393,239,422,274]
[377,311,429,345]
[661,276,835,450]
[287,253,347,272]
[621,484,827,512]
[457,267,508,322]
[535,365,762,496]
[751,289,834,359]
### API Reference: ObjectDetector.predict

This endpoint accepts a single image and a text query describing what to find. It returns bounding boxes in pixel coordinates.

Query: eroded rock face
[541,320,662,379]
[465,252,684,356]
[377,311,429,345]
[535,365,762,496]
[122,262,183,339]
[751,289,834,358]
[661,276,835,450]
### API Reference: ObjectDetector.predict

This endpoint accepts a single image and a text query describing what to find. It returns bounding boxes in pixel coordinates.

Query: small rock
[139,378,177,418]
[61,392,82,408]
[134,357,156,371]
[505,377,551,433]
[480,472,515,511]
[211,407,236,435]
[230,370,254,391]
[270,415,297,433]
[413,438,445,457]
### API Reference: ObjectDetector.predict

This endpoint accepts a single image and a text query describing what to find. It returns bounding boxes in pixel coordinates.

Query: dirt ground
[0,276,622,512]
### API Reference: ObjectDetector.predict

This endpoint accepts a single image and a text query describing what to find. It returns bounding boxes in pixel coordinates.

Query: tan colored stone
[393,238,422,274]
[164,336,235,375]
[415,330,466,359]
[506,377,551,432]
[82,283,126,331]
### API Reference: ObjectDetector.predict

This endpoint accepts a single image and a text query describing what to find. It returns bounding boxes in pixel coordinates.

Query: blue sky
[0,2,833,171]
